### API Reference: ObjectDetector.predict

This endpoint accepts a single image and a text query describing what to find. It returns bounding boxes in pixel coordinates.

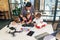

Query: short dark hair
[26,2,31,7]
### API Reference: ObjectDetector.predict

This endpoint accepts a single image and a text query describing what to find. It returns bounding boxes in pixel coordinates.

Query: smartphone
[27,31,34,36]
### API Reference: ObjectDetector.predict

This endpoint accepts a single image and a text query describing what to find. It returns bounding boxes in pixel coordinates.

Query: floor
[0,19,11,30]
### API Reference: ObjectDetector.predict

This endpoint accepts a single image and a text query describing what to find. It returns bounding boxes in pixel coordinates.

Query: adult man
[21,2,35,16]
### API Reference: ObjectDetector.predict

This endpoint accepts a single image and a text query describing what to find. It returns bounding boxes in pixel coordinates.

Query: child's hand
[21,21,25,24]
[23,17,27,21]
[20,14,23,17]
[34,23,37,26]
[40,21,43,23]
[22,23,25,25]
[12,21,17,25]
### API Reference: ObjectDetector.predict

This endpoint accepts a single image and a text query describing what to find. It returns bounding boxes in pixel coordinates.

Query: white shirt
[33,17,43,24]
[33,17,47,28]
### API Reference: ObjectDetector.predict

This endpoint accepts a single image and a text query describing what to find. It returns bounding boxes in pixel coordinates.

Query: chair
[56,16,60,31]
[0,11,6,19]
[56,23,60,31]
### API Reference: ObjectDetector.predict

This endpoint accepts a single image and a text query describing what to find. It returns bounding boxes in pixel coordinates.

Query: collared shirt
[21,6,35,16]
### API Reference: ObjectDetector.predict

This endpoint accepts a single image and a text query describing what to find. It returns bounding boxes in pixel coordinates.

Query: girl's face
[36,17,39,19]
[27,14,31,19]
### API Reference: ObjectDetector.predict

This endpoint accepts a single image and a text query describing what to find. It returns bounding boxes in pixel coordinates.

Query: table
[0,24,55,40]
[44,35,56,40]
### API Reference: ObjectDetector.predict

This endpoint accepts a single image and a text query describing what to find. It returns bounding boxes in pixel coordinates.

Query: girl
[33,13,47,29]
[12,16,20,25]
[22,13,34,27]
[33,13,43,24]
[8,16,22,36]
[26,13,32,24]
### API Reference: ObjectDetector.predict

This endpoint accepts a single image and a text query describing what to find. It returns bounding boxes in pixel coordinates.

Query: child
[26,13,32,24]
[11,16,20,25]
[33,13,43,24]
[33,13,47,29]
[9,16,21,30]
[8,16,21,36]
[22,13,34,27]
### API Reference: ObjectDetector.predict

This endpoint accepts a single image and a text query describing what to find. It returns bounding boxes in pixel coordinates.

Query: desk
[44,35,56,40]
[0,24,54,40]
[31,24,54,37]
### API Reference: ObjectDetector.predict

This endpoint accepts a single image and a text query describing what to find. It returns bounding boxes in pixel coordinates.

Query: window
[41,0,56,21]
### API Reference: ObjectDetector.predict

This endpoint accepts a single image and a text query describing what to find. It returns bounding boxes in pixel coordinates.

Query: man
[21,2,35,16]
